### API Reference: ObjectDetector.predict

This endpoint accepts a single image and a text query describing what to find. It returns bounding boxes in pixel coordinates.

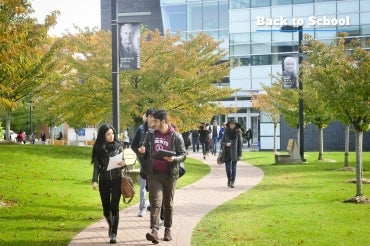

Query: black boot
[110,215,119,244]
[104,215,112,237]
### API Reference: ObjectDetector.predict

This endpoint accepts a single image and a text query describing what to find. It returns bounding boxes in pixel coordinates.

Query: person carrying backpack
[131,108,156,217]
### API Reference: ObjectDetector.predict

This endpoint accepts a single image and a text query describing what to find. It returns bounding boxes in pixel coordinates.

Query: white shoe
[138,210,146,217]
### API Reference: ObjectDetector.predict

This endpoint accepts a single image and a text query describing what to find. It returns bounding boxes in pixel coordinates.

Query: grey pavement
[68,151,264,246]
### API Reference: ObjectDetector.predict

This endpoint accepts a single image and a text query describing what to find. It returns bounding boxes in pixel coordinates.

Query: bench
[48,139,68,145]
[275,139,302,164]
[123,148,138,171]
[123,148,141,183]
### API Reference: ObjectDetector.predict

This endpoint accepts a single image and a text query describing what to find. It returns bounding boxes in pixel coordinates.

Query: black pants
[99,178,121,217]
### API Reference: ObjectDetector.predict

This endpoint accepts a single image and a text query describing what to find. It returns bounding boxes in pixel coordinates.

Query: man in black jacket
[131,108,156,217]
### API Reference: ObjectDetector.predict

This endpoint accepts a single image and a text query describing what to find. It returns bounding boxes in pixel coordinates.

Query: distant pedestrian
[123,128,130,148]
[221,118,243,188]
[191,129,200,152]
[246,128,253,147]
[198,123,210,160]
[41,131,46,144]
[210,120,221,155]
[182,131,191,155]
[30,131,36,144]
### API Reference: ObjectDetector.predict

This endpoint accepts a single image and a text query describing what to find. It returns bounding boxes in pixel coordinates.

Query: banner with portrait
[282,56,298,89]
[119,23,140,70]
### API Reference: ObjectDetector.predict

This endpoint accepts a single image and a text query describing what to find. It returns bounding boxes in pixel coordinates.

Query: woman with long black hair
[221,118,243,188]
[91,124,126,244]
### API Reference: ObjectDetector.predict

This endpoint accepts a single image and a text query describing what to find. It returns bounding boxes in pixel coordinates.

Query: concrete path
[68,151,264,246]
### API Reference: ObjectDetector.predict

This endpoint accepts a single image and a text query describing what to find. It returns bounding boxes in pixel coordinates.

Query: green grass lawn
[1,145,369,245]
[192,151,370,246]
[0,144,209,245]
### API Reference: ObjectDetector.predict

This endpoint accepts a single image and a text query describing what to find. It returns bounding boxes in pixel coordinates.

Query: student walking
[138,109,186,244]
[221,118,243,188]
[91,124,126,244]
[131,108,156,217]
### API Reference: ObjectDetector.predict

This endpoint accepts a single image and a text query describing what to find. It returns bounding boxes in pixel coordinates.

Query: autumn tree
[301,35,370,203]
[43,28,234,131]
[120,29,234,130]
[0,0,63,139]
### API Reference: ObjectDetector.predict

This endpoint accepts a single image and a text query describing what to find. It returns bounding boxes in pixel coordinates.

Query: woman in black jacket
[92,124,126,244]
[222,118,243,188]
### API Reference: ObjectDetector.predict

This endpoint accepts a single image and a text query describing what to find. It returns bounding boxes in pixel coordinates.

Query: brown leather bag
[121,167,135,204]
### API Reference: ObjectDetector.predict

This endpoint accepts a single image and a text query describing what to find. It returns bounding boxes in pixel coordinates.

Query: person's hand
[117,160,126,167]
[138,146,145,154]
[92,182,98,190]
[226,142,231,147]
[163,156,174,163]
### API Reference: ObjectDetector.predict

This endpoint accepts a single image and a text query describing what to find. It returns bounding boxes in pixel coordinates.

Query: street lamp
[281,25,305,162]
[111,0,120,134]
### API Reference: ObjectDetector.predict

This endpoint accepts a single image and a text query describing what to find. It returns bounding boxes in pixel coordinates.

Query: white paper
[107,152,123,171]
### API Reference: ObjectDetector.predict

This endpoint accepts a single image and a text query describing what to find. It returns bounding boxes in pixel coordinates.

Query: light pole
[111,0,120,134]
[281,25,305,162]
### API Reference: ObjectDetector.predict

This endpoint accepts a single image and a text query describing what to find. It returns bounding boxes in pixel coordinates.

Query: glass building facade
[159,0,370,150]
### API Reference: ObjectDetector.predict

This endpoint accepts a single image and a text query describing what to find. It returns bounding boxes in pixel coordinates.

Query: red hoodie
[153,125,176,173]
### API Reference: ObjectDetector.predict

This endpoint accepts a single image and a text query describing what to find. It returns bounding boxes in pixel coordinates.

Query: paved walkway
[68,151,264,246]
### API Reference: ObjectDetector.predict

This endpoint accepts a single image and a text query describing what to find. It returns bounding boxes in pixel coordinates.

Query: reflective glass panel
[230,33,251,44]
[337,0,359,13]
[203,2,218,30]
[251,31,271,42]
[162,5,186,32]
[360,0,370,12]
[251,43,272,54]
[251,0,271,8]
[271,6,292,18]
[360,12,370,25]
[230,0,250,9]
[219,1,229,29]
[187,3,202,31]
[314,2,336,15]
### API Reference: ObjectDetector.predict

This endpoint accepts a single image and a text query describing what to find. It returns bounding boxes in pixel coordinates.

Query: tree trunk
[355,130,363,197]
[5,112,11,141]
[273,123,277,152]
[318,127,323,160]
[344,125,350,167]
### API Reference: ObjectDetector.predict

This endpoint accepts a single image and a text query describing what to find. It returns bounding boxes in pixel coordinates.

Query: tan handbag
[121,167,135,204]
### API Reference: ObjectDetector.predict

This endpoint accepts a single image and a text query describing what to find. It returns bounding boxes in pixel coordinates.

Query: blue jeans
[212,137,218,154]
[225,160,237,182]
[139,177,147,211]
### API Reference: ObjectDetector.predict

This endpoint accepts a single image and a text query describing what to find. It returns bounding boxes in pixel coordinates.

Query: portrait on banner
[119,23,140,70]
[282,56,298,89]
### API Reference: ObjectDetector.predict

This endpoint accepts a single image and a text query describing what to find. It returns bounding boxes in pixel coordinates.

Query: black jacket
[92,142,124,183]
[141,129,186,180]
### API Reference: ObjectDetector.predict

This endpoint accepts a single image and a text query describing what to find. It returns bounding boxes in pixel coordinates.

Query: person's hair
[91,123,119,163]
[145,107,156,117]
[153,109,168,123]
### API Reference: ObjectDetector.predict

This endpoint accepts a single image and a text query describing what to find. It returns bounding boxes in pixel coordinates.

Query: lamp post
[111,0,120,134]
[281,25,305,162]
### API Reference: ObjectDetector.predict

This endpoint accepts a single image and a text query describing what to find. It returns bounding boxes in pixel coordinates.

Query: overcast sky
[30,0,101,36]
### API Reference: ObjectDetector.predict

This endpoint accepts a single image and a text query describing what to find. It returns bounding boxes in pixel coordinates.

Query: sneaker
[227,181,230,187]
[138,209,146,217]
[230,181,235,188]
[146,229,159,244]
[164,228,172,241]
